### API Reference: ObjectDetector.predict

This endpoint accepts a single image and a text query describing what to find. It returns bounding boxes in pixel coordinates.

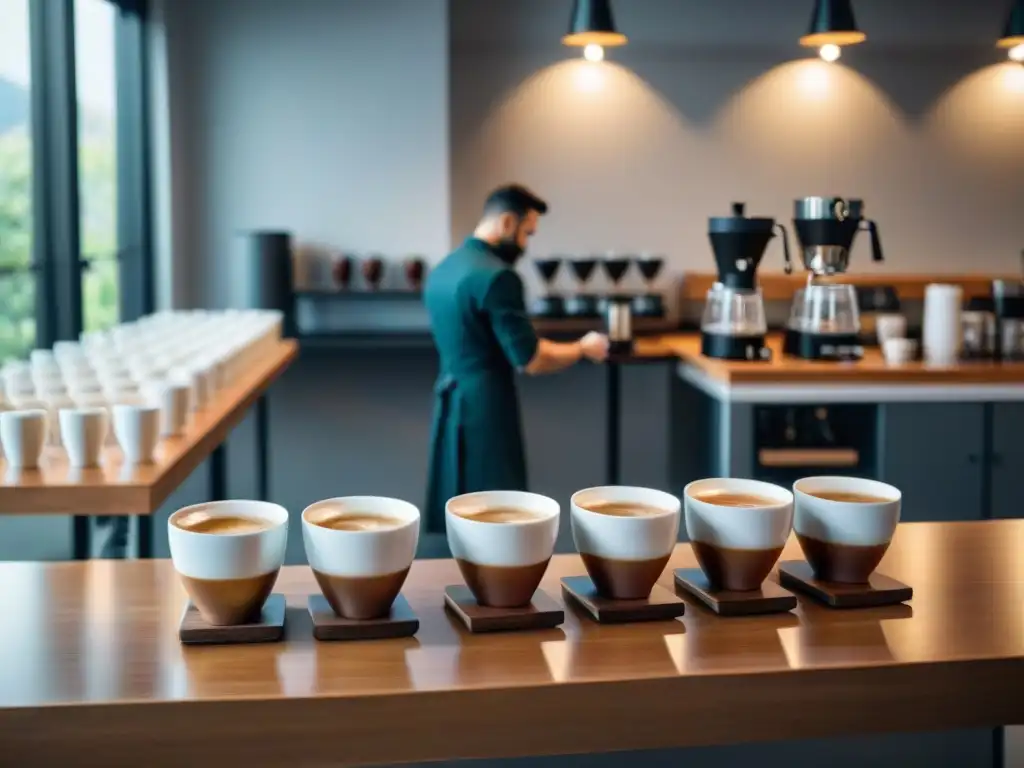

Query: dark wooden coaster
[443,585,564,633]
[777,561,913,609]
[179,593,286,645]
[307,593,419,641]
[673,568,797,617]
[561,575,685,624]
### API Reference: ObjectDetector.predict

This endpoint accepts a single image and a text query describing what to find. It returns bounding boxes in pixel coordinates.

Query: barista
[423,184,608,530]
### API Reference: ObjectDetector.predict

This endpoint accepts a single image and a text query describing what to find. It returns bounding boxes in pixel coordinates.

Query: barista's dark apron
[424,364,528,532]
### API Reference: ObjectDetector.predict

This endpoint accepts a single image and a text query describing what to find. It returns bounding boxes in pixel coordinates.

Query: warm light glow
[1010,43,1024,63]
[1005,64,1024,93]
[819,43,841,63]
[798,61,832,98]
[996,35,1024,49]
[583,43,605,62]
[800,30,866,48]
[574,62,605,93]
[562,30,627,47]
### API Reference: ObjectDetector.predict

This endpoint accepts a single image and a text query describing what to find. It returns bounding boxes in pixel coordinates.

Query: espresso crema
[691,492,776,508]
[456,506,542,523]
[807,490,894,504]
[174,513,271,535]
[582,501,668,517]
[313,513,406,532]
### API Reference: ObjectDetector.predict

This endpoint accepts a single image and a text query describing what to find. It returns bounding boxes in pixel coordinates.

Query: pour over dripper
[709,203,791,291]
[569,258,599,288]
[566,257,601,318]
[533,258,563,288]
[602,257,631,287]
[636,257,664,287]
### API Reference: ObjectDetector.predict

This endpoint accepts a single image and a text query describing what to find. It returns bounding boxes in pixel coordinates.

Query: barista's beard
[492,237,525,265]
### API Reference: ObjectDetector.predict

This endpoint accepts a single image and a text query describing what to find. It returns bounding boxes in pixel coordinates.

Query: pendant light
[799,0,866,64]
[998,0,1024,62]
[562,0,627,63]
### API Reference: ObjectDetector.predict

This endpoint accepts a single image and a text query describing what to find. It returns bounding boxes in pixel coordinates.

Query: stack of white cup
[0,309,284,469]
[922,284,963,367]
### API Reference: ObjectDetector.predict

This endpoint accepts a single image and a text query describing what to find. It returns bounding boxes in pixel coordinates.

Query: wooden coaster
[673,568,797,617]
[179,594,286,645]
[308,593,419,641]
[778,561,913,609]
[443,585,564,633]
[561,576,685,624]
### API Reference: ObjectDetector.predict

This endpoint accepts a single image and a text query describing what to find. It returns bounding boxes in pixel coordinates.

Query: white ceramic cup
[168,500,289,626]
[172,367,210,412]
[922,284,963,366]
[112,404,161,464]
[683,478,793,591]
[59,407,109,468]
[302,496,420,619]
[142,380,190,437]
[570,485,680,599]
[883,337,918,367]
[446,490,559,608]
[0,409,48,469]
[793,476,901,584]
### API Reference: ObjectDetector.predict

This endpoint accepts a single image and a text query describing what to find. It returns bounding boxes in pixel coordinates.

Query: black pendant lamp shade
[799,0,866,48]
[563,0,627,48]
[998,0,1024,47]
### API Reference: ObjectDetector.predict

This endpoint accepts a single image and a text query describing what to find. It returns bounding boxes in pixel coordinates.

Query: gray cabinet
[879,403,986,522]
[990,403,1024,520]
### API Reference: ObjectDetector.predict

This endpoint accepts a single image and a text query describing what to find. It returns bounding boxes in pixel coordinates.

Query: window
[0,0,37,362]
[0,0,150,365]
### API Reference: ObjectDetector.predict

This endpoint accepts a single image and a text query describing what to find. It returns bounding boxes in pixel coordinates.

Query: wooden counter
[635,333,1024,387]
[0,340,298,515]
[1,521,1021,766]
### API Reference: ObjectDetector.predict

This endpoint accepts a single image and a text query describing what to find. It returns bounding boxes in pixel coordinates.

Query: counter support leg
[606,362,621,485]
[993,727,1004,768]
[72,516,91,560]
[256,395,269,502]
[135,516,153,559]
[210,443,228,501]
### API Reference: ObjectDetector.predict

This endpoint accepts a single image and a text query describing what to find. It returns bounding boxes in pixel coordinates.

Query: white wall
[154,0,451,308]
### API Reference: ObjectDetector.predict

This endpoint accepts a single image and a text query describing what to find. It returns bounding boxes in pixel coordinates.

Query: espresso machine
[701,203,792,361]
[784,197,885,361]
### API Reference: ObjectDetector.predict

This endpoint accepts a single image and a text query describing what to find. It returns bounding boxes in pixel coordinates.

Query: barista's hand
[579,332,610,362]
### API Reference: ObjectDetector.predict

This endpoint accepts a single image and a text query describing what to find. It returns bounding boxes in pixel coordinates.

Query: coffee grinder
[566,257,600,317]
[784,197,885,361]
[633,255,665,318]
[701,202,792,361]
[531,258,565,317]
[602,256,633,356]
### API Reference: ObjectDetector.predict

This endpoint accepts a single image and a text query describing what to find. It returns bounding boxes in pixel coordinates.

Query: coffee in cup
[302,496,420,619]
[570,486,680,600]
[168,500,289,626]
[793,476,901,583]
[684,478,793,592]
[446,491,559,608]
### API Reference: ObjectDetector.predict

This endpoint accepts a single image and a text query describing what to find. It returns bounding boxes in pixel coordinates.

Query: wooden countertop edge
[1,658,1019,766]
[0,341,299,516]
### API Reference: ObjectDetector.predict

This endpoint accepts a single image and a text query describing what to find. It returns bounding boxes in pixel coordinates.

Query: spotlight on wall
[998,0,1024,61]
[799,0,866,63]
[563,0,626,61]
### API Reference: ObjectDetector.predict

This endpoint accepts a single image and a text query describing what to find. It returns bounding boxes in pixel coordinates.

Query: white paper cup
[142,380,190,436]
[302,496,420,619]
[168,500,289,626]
[59,407,109,468]
[0,409,48,469]
[883,337,918,367]
[683,478,792,591]
[112,404,161,464]
[446,490,559,608]
[570,485,680,599]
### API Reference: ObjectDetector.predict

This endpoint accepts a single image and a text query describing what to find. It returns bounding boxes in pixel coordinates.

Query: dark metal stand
[255,395,270,501]
[135,516,153,559]
[210,443,228,501]
[72,516,91,560]
[606,361,621,485]
[993,727,1004,768]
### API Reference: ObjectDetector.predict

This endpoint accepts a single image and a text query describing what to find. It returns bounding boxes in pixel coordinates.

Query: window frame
[24,0,153,351]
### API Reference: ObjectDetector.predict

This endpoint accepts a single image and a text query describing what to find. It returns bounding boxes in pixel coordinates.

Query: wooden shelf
[0,341,298,515]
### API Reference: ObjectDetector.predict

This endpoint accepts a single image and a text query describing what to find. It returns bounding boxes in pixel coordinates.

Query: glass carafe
[788,283,860,335]
[701,284,768,336]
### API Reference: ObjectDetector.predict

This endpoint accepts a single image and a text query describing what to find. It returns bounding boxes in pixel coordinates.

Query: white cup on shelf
[883,337,918,367]
[59,407,109,468]
[142,380,190,437]
[922,284,963,367]
[0,409,48,469]
[112,404,161,464]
